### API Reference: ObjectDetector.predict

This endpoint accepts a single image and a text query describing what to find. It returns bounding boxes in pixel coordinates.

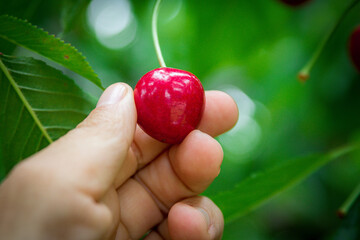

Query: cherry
[279,0,311,7]
[133,0,205,144]
[349,25,360,72]
[134,67,205,144]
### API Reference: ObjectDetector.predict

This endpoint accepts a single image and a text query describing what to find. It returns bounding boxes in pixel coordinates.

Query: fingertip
[96,83,133,108]
[168,202,209,240]
[181,130,223,157]
[179,196,224,240]
[220,91,239,129]
[170,130,223,192]
[200,91,239,137]
[209,90,239,130]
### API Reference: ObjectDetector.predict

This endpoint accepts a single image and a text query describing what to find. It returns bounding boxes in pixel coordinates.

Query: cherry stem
[298,0,360,82]
[152,0,166,68]
[337,181,360,218]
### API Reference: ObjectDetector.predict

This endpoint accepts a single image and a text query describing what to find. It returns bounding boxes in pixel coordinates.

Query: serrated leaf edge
[0,15,104,90]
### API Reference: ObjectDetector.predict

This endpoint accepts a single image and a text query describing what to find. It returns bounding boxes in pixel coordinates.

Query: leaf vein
[9,105,25,146]
[35,135,43,152]
[0,58,53,144]
[18,85,91,102]
[33,108,88,116]
[44,126,74,131]
[1,79,11,115]
[20,122,36,159]
[8,68,61,80]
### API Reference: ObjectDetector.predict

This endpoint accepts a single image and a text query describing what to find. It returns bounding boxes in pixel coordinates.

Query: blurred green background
[1,0,360,238]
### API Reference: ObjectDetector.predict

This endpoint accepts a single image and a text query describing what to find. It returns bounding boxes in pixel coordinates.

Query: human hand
[0,83,238,240]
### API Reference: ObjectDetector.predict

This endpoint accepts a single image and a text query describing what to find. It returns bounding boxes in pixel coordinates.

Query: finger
[115,130,223,239]
[114,90,237,186]
[137,91,237,167]
[167,196,224,240]
[113,126,168,187]
[99,188,120,239]
[115,178,163,240]
[153,219,170,239]
[25,83,136,199]
[136,130,223,208]
[149,196,224,240]
[144,231,164,240]
[198,90,239,136]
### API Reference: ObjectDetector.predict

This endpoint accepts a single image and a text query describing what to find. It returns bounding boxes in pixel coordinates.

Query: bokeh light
[218,86,262,162]
[87,0,137,49]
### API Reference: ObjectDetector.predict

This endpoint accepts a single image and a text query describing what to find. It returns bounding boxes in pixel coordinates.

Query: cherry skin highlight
[134,67,205,144]
[349,25,360,72]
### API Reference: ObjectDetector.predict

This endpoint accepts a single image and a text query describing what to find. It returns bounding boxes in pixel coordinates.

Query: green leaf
[209,144,360,223]
[0,15,104,90]
[0,54,96,180]
[61,0,91,34]
[0,0,42,55]
[0,0,41,21]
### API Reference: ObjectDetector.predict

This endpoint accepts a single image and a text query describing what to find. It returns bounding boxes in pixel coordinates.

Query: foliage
[209,144,359,223]
[0,54,95,179]
[0,15,103,89]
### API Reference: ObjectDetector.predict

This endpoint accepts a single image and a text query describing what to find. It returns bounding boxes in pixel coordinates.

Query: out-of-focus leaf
[0,54,96,180]
[0,0,42,55]
[0,15,104,89]
[209,144,360,223]
[61,0,91,34]
[0,0,41,20]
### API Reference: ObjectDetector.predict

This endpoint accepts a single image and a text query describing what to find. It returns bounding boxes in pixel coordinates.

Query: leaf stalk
[298,0,360,82]
[337,181,360,218]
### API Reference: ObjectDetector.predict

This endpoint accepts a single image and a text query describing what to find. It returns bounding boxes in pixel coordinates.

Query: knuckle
[93,205,113,237]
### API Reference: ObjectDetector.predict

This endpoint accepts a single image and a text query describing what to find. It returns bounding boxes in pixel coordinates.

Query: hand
[0,83,238,240]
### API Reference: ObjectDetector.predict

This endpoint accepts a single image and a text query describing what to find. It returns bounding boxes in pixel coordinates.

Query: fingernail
[196,207,210,227]
[97,83,127,107]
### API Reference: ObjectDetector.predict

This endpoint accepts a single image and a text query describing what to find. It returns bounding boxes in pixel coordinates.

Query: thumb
[29,83,137,199]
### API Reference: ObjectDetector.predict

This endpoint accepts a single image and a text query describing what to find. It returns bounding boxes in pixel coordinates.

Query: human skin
[0,83,238,240]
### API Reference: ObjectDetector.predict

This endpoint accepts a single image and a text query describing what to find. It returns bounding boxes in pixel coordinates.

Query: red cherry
[349,25,360,72]
[134,67,205,144]
[279,0,311,7]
